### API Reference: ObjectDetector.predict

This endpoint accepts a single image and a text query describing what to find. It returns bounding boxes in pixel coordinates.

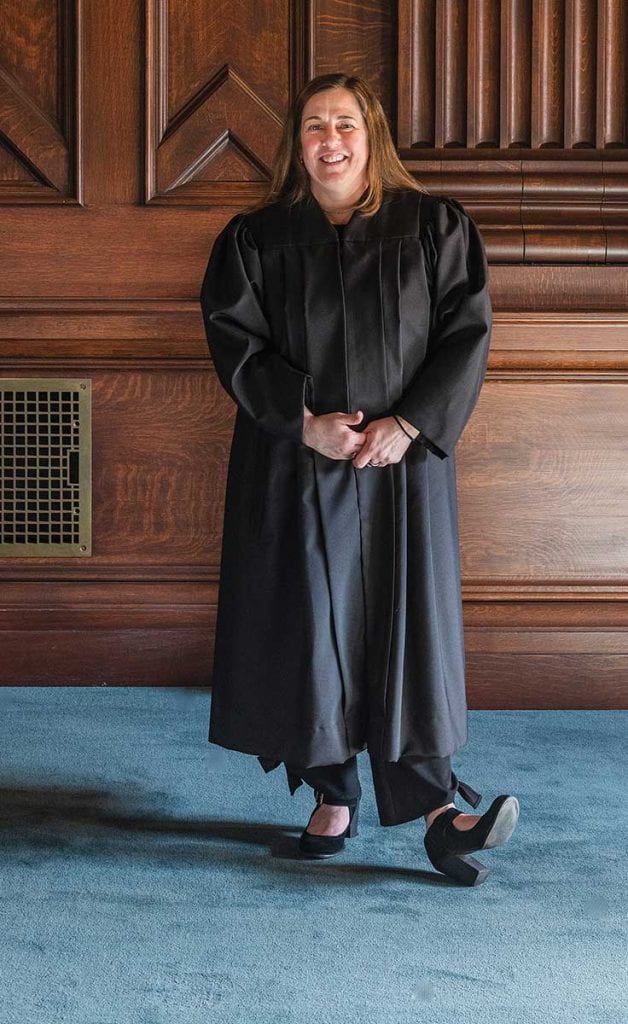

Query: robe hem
[207,732,465,764]
[207,731,367,766]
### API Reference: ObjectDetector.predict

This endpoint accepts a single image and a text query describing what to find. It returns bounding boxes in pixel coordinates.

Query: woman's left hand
[351,416,414,469]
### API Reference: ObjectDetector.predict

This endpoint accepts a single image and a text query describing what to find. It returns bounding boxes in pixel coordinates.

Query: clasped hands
[302,408,418,468]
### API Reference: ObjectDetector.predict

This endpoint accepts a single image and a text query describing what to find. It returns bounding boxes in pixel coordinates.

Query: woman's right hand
[302,408,367,460]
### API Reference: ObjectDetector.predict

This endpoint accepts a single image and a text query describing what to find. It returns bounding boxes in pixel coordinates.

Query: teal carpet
[0,688,625,1024]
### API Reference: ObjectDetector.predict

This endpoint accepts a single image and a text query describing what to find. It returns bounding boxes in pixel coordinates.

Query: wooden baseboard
[0,582,214,685]
[0,588,625,702]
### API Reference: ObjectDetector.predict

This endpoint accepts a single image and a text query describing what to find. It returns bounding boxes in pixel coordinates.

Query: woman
[200,73,519,886]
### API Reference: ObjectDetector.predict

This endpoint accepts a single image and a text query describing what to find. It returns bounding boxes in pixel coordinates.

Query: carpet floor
[0,687,625,1024]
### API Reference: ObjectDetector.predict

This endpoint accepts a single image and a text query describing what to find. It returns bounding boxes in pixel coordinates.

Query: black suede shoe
[298,789,360,859]
[424,794,520,887]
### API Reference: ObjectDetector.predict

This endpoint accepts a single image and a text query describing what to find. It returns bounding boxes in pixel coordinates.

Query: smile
[320,154,347,163]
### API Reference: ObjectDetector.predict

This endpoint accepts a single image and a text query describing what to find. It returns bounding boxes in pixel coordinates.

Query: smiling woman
[299,88,370,224]
[200,73,519,885]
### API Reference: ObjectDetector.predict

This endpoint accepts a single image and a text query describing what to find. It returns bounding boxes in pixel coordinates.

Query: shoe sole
[298,829,355,858]
[482,796,520,849]
[297,848,344,859]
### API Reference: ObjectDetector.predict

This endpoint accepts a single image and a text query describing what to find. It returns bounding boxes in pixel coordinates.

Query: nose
[320,126,343,146]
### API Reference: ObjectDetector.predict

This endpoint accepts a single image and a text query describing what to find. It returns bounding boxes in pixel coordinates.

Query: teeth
[321,155,346,163]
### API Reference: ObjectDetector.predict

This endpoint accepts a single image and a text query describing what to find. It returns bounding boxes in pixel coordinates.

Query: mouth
[319,154,348,165]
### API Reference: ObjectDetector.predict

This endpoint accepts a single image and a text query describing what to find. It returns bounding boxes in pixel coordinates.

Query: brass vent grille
[0,379,91,557]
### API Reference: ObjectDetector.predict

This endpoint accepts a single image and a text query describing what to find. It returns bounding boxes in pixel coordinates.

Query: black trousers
[282,751,474,827]
[258,751,482,826]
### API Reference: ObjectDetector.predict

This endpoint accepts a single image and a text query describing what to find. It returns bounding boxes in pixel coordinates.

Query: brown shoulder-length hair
[246,73,429,218]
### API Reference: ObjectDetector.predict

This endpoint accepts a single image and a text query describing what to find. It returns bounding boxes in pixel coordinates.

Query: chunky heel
[423,794,519,886]
[424,836,489,887]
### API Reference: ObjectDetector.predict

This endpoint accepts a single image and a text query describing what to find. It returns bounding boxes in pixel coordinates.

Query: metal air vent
[0,379,91,556]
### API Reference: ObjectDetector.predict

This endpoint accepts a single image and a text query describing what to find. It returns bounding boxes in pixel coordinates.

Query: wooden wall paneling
[397,0,435,149]
[397,0,628,258]
[0,299,205,360]
[0,0,625,699]
[520,159,606,262]
[564,0,597,149]
[3,298,628,367]
[597,0,628,149]
[465,650,628,708]
[464,601,627,708]
[531,0,564,149]
[0,582,214,685]
[0,630,212,686]
[0,368,228,573]
[500,0,532,149]
[464,598,627,709]
[311,0,396,124]
[434,0,467,147]
[2,301,627,361]
[468,0,500,149]
[145,0,294,205]
[457,379,628,585]
[487,312,628,370]
[0,0,82,203]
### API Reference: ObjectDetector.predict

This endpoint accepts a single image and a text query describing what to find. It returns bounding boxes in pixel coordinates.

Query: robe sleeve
[390,196,492,460]
[200,213,314,445]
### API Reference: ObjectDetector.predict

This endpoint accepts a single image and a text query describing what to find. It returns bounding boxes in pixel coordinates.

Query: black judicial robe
[199,187,492,781]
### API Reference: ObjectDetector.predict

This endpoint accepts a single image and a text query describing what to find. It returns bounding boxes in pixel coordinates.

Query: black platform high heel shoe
[424,793,520,887]
[298,788,360,859]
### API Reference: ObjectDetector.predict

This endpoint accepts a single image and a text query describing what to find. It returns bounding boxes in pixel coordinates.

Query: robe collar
[302,189,364,240]
[286,187,402,244]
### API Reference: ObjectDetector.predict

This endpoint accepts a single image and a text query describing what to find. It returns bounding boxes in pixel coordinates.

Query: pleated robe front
[199,188,492,784]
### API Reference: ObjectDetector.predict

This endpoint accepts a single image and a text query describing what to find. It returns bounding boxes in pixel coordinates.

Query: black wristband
[393,414,420,442]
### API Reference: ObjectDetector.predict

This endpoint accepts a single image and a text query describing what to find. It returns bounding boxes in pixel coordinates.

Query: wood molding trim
[0,586,625,700]
[1,311,627,365]
[392,0,628,258]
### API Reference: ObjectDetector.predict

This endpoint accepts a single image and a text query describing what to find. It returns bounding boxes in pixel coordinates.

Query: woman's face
[299,87,369,204]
